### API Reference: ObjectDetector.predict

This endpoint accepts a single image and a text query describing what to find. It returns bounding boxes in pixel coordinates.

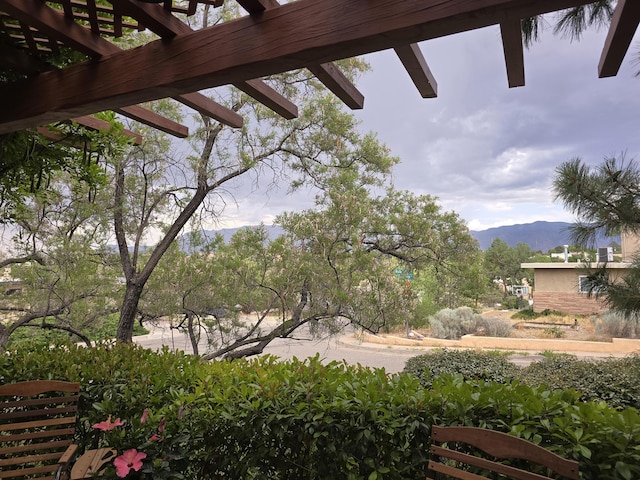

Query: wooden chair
[427,426,580,480]
[0,380,114,480]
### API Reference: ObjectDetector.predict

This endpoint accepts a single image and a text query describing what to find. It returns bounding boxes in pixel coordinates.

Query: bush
[511,308,538,320]
[403,349,520,388]
[3,345,640,479]
[598,311,640,339]
[428,308,512,339]
[428,307,480,339]
[517,354,640,410]
[478,316,512,337]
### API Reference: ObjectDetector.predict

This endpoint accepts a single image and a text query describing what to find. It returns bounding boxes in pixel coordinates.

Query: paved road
[134,323,420,373]
[133,322,547,373]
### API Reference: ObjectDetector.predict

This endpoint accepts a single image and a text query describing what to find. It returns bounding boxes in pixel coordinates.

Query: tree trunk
[186,312,199,356]
[116,281,145,342]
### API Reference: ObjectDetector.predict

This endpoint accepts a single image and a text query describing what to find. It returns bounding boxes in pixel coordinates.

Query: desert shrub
[428,307,480,339]
[511,308,538,320]
[478,316,512,337]
[543,326,565,338]
[517,354,640,410]
[428,308,512,339]
[402,349,520,388]
[597,311,640,339]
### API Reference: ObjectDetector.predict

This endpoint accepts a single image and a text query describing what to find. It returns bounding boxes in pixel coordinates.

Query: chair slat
[1,380,80,480]
[428,426,580,480]
[0,439,73,455]
[430,445,557,480]
[0,464,58,479]
[0,416,76,432]
[0,405,78,421]
[0,452,65,467]
[1,427,76,443]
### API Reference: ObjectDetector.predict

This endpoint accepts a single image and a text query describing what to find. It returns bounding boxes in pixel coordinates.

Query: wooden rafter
[110,0,298,119]
[599,0,640,78]
[393,43,437,98]
[238,0,365,110]
[0,0,617,135]
[116,106,189,138]
[0,0,241,133]
[500,20,525,87]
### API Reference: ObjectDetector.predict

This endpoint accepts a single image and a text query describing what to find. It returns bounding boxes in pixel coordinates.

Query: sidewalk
[337,332,634,367]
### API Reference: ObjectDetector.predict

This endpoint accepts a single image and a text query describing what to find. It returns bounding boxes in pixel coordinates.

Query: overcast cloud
[215,22,640,232]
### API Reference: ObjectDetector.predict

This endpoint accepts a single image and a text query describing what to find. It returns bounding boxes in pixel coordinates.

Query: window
[578,275,603,294]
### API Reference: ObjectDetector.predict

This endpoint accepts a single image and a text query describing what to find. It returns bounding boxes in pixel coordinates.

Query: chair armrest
[59,443,79,465]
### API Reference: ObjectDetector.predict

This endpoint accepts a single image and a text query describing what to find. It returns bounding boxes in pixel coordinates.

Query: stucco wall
[531,291,605,315]
[622,231,640,261]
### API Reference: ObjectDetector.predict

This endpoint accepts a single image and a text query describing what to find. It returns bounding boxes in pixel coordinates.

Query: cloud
[352,23,640,231]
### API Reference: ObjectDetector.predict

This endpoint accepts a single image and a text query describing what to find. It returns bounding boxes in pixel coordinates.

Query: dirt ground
[481,310,607,342]
[408,309,610,342]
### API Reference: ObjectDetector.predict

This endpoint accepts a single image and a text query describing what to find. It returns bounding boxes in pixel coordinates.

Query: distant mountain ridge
[179,221,619,253]
[470,221,619,251]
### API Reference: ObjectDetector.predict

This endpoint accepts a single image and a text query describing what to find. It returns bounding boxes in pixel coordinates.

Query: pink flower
[113,449,147,478]
[140,409,149,424]
[149,433,161,442]
[177,405,184,420]
[158,418,166,433]
[92,415,125,431]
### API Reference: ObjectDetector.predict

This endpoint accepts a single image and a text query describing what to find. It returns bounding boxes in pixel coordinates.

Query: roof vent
[597,247,613,262]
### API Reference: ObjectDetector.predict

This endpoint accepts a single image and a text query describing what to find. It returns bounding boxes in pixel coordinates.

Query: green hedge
[403,349,640,410]
[2,344,640,479]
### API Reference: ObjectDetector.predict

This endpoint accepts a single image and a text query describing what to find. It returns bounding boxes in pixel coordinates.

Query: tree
[523,2,640,76]
[484,239,532,297]
[141,178,479,359]
[0,121,131,350]
[0,171,122,349]
[553,155,640,316]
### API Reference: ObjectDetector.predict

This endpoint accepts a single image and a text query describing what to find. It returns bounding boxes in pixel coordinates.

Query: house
[521,232,639,315]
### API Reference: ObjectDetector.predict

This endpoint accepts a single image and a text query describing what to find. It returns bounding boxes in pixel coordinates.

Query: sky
[219,18,640,232]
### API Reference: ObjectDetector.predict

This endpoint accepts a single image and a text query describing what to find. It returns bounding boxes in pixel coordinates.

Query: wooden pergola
[0,0,638,138]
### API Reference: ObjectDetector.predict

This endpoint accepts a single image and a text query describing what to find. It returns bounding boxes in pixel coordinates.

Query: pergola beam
[237,0,364,109]
[499,20,525,88]
[110,0,297,120]
[598,0,640,78]
[115,106,189,138]
[0,0,242,131]
[393,43,437,98]
[71,115,143,145]
[0,0,599,134]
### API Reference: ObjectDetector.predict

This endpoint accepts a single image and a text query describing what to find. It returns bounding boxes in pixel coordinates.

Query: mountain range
[470,221,620,251]
[179,221,620,253]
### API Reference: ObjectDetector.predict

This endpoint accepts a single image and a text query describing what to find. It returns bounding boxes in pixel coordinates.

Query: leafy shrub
[597,311,640,339]
[517,354,640,410]
[3,345,640,479]
[403,349,520,388]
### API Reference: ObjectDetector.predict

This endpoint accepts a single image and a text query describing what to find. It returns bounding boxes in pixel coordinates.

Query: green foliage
[2,345,640,479]
[403,350,640,412]
[543,326,565,338]
[403,349,520,389]
[6,314,147,349]
[518,354,640,411]
[512,308,538,319]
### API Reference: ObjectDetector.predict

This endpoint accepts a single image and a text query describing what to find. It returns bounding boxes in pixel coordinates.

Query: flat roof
[521,262,632,270]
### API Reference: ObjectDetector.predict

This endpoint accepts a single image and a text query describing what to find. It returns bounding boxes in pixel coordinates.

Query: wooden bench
[427,426,580,480]
[0,380,113,480]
